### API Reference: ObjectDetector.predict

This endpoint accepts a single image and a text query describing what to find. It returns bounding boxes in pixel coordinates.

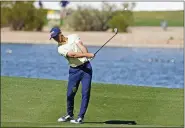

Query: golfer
[49,27,94,124]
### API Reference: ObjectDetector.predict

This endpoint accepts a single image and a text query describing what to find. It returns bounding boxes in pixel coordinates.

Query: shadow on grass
[84,120,137,125]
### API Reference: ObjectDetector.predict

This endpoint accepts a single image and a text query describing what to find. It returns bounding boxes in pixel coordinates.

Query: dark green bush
[108,10,134,32]
[1,1,47,31]
[1,2,13,27]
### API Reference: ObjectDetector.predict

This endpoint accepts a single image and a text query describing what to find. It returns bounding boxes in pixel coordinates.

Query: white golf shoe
[57,114,74,122]
[70,117,83,124]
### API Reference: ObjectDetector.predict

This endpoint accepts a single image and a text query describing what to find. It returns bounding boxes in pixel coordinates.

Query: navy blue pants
[67,61,92,119]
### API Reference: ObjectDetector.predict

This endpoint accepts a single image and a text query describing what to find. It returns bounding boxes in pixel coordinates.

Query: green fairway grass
[1,76,184,127]
[133,11,184,26]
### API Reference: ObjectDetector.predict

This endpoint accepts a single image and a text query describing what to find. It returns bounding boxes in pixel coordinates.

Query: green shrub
[1,2,13,27]
[1,1,47,31]
[108,10,134,32]
[64,2,135,32]
[66,6,95,31]
[64,3,115,31]
[1,7,10,27]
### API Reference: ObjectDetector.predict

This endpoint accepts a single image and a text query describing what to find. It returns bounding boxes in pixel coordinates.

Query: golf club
[94,28,118,55]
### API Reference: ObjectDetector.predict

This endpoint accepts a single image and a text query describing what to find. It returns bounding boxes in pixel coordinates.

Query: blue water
[1,43,184,88]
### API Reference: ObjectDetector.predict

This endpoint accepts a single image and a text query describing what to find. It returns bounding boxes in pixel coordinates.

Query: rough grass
[133,11,184,26]
[1,76,184,127]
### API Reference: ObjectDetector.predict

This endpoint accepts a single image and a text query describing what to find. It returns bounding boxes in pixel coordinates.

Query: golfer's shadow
[84,120,137,125]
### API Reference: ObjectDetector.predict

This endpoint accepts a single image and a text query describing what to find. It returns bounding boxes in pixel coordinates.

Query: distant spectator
[60,0,70,8]
[160,20,168,31]
[39,0,43,8]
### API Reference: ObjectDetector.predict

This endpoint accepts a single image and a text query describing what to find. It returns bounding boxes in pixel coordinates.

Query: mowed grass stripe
[1,76,184,127]
[133,11,184,26]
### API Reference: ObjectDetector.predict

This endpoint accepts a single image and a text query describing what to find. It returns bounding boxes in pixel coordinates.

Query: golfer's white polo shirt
[58,34,89,67]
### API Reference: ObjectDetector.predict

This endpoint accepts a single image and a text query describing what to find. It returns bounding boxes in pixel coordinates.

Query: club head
[114,28,118,34]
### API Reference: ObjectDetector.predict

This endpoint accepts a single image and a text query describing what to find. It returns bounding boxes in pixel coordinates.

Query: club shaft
[94,33,117,55]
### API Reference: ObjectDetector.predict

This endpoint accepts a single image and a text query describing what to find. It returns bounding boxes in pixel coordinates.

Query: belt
[70,61,90,69]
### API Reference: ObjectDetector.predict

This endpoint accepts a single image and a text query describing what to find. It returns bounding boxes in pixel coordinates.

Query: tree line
[1,1,136,32]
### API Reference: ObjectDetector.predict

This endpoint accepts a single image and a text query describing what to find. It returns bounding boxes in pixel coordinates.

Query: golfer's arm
[77,41,88,53]
[67,51,92,58]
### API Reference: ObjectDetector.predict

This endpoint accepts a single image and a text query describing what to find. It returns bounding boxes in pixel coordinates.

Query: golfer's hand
[88,53,95,61]
[89,53,95,58]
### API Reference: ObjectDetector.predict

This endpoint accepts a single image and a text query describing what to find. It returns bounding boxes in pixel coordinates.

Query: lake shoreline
[1,27,184,48]
[1,42,183,49]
